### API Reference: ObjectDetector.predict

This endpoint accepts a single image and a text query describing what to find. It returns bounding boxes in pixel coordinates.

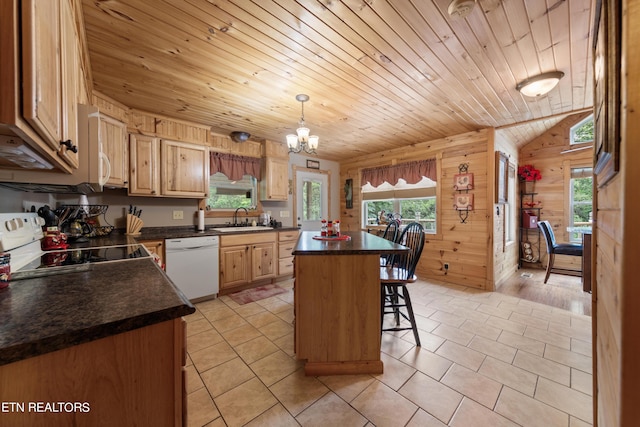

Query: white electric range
[0,212,150,280]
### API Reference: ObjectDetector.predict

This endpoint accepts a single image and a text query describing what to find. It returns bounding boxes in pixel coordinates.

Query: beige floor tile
[190,340,237,373]
[351,380,418,427]
[187,328,225,353]
[270,368,329,416]
[486,316,527,335]
[200,357,256,397]
[258,318,294,341]
[509,311,551,330]
[375,352,417,390]
[234,335,279,364]
[531,308,572,326]
[416,330,448,352]
[544,345,592,373]
[452,306,491,323]
[245,310,281,328]
[220,322,263,347]
[185,364,205,394]
[468,335,517,364]
[272,332,296,357]
[187,387,220,427]
[184,310,205,323]
[514,350,571,386]
[406,409,447,427]
[431,323,475,346]
[203,417,227,427]
[571,338,592,357]
[201,305,236,322]
[186,318,215,337]
[257,296,292,313]
[525,326,571,350]
[430,310,466,328]
[548,320,592,342]
[398,371,463,424]
[400,346,452,381]
[250,349,302,386]
[210,313,248,333]
[381,331,416,358]
[571,368,593,396]
[570,416,592,427]
[215,377,278,427]
[233,301,267,318]
[459,319,502,340]
[497,301,534,316]
[318,374,375,403]
[495,387,568,427]
[441,363,502,409]
[497,330,545,356]
[477,304,514,320]
[244,403,299,427]
[296,391,368,427]
[478,356,538,396]
[535,377,592,424]
[450,397,519,427]
[276,307,295,323]
[435,341,486,371]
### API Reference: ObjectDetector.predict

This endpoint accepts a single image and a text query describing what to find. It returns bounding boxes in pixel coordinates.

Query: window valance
[361,159,436,187]
[210,152,261,181]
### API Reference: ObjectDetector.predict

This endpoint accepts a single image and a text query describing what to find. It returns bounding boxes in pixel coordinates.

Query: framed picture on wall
[496,151,508,204]
[306,159,320,169]
[344,178,353,209]
[454,193,474,211]
[453,173,474,190]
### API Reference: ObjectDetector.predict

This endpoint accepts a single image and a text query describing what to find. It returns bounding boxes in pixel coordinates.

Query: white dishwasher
[165,235,219,301]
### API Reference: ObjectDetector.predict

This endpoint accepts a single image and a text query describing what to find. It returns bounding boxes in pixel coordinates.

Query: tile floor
[184,277,592,427]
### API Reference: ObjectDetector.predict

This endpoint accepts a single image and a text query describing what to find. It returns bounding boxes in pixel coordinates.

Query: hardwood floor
[496,266,592,316]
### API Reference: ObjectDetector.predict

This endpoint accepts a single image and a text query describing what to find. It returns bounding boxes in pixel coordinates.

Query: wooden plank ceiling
[81,0,594,161]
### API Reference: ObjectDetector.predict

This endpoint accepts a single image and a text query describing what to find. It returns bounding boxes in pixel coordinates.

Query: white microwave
[0,105,111,193]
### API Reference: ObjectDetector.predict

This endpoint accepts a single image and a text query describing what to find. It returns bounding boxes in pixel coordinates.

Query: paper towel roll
[197,209,205,231]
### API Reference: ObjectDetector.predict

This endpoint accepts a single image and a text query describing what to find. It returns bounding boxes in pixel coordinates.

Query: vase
[524,180,535,194]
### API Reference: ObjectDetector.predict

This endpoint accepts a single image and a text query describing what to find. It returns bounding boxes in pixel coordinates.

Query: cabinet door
[129,134,160,196]
[219,245,250,289]
[251,242,276,281]
[21,0,63,152]
[161,140,209,198]
[141,240,164,267]
[58,0,79,168]
[261,157,289,201]
[101,115,128,187]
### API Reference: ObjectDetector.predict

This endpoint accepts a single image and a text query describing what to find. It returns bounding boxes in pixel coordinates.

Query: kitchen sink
[211,226,273,232]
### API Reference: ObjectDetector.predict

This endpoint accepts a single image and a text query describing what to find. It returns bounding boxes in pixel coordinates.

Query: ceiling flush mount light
[447,0,476,19]
[286,94,319,155]
[230,131,250,143]
[516,71,565,97]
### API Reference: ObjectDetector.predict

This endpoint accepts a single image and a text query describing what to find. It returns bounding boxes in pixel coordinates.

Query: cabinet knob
[60,139,78,153]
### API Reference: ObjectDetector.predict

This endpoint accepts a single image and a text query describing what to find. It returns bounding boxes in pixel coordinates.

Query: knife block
[125,213,143,236]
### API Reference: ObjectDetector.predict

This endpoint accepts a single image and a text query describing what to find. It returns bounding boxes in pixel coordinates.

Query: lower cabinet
[278,230,299,276]
[219,232,276,293]
[0,318,187,426]
[140,239,165,268]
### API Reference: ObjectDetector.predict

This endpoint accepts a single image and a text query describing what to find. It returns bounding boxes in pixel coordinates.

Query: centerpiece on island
[518,164,542,193]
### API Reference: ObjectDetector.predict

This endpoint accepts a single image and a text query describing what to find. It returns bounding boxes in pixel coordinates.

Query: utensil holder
[125,213,143,236]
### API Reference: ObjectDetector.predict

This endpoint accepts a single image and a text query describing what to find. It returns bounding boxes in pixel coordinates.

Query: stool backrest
[381,219,401,242]
[394,222,425,279]
[537,220,556,253]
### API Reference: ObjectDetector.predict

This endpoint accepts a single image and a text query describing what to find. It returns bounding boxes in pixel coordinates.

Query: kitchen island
[0,254,194,426]
[293,230,408,375]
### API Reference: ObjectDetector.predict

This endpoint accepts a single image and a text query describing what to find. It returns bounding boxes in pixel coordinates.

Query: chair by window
[537,220,583,284]
[380,219,401,266]
[380,222,424,346]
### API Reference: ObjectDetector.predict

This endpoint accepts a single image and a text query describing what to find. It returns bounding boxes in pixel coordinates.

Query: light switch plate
[280,211,290,218]
[172,210,184,220]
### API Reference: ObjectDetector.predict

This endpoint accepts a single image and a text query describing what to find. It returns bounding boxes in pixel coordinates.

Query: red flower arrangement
[518,164,542,182]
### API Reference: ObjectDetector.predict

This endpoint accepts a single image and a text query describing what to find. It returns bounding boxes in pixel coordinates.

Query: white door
[295,169,329,231]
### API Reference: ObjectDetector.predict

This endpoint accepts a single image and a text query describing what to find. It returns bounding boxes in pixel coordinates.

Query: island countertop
[293,230,408,255]
[0,257,194,366]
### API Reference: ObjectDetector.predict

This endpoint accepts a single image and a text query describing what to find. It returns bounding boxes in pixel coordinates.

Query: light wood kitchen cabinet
[100,115,128,187]
[161,139,209,198]
[219,233,276,292]
[0,319,187,426]
[141,239,165,267]
[278,230,299,276]
[129,134,160,196]
[260,157,289,201]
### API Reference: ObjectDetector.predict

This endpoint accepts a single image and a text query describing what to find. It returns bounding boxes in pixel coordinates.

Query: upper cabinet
[260,140,290,201]
[129,134,160,196]
[0,0,83,172]
[100,115,128,188]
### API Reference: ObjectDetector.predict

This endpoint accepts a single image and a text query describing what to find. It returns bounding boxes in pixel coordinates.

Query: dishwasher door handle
[166,245,218,252]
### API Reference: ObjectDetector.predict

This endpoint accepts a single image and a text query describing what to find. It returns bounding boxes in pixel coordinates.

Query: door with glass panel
[295,169,329,231]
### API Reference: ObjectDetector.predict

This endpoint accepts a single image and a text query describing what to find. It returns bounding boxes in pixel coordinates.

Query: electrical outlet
[280,211,290,218]
[172,210,184,220]
[444,263,449,270]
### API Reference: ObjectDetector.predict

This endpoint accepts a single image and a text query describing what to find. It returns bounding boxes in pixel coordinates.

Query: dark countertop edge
[129,225,300,240]
[0,305,194,367]
[292,230,408,255]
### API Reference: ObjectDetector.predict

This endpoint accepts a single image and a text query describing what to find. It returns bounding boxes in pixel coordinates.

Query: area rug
[228,284,287,305]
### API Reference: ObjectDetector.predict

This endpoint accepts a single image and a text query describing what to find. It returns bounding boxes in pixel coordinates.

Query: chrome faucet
[233,207,248,226]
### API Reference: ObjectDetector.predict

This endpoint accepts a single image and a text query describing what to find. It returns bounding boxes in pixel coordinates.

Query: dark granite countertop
[293,231,408,255]
[135,225,299,240]
[0,258,194,366]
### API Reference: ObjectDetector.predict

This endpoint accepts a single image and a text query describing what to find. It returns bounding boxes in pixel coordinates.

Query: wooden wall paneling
[127,109,156,134]
[209,133,262,158]
[155,115,210,145]
[92,90,129,122]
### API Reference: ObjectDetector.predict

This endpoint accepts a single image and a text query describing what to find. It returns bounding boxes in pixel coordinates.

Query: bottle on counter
[327,220,334,237]
[0,252,10,288]
[321,219,327,236]
[334,220,341,237]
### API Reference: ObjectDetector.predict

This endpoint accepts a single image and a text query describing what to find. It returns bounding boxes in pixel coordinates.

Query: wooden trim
[304,360,383,376]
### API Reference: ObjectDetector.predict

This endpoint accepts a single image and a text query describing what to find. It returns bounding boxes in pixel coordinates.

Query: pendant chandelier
[286,94,319,154]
